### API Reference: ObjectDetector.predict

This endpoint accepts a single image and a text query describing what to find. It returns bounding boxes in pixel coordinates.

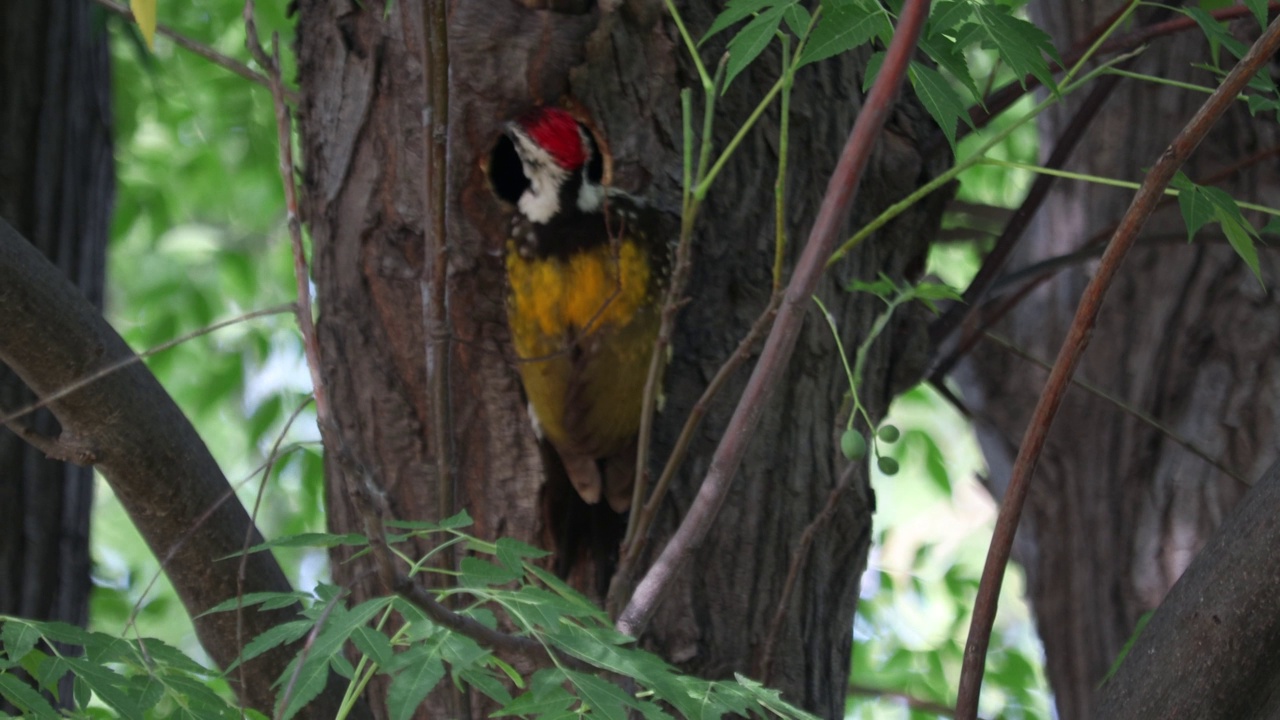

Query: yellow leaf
[132,0,157,49]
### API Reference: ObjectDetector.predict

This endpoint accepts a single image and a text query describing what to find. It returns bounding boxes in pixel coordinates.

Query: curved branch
[1096,460,1280,717]
[953,15,1280,719]
[0,219,347,716]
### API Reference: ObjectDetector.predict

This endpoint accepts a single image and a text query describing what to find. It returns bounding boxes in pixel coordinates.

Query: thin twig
[757,463,857,682]
[91,0,296,103]
[616,0,932,639]
[847,683,956,717]
[0,304,295,426]
[981,332,1249,485]
[954,16,1280,719]
[237,397,316,708]
[615,296,780,582]
[275,591,344,720]
[244,3,327,427]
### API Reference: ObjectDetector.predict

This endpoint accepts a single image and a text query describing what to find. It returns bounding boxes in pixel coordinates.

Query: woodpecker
[489,107,670,515]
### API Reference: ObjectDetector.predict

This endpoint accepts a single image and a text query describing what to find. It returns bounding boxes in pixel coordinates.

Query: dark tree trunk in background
[957,5,1280,717]
[0,0,112,700]
[296,1,944,716]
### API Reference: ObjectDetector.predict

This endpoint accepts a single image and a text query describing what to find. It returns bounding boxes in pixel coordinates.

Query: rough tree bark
[297,0,946,717]
[956,5,1280,717]
[0,0,110,702]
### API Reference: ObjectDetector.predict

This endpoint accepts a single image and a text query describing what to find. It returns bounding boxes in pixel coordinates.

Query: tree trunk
[0,0,111,702]
[297,1,944,717]
[956,5,1280,717]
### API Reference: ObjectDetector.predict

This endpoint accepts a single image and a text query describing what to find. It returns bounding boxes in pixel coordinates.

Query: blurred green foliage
[96,0,320,660]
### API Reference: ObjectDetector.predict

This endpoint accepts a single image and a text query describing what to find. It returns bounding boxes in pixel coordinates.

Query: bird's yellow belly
[505,239,657,456]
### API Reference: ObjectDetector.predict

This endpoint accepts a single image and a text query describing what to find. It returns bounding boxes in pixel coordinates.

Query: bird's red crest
[517,108,586,171]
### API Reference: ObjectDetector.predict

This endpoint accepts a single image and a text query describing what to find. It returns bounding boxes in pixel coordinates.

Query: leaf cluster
[3,514,818,720]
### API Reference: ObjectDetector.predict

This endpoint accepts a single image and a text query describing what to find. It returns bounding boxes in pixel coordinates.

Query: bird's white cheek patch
[577,181,604,213]
[518,162,567,223]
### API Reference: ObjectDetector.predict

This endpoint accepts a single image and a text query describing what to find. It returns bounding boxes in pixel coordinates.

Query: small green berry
[876,424,901,443]
[877,456,900,475]
[841,429,867,461]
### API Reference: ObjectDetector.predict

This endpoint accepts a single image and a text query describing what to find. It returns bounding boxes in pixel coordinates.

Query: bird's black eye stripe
[489,134,529,205]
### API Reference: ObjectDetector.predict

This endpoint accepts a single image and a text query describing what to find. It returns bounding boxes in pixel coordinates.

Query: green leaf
[797,4,889,69]
[201,591,311,616]
[0,672,59,717]
[460,556,522,586]
[495,537,550,571]
[1102,611,1153,685]
[385,645,445,720]
[384,509,473,532]
[1239,0,1269,26]
[918,34,981,103]
[908,61,972,153]
[913,281,963,302]
[11,620,88,647]
[350,626,394,668]
[1173,178,1213,243]
[64,657,144,720]
[566,670,637,720]
[223,620,311,673]
[274,654,329,720]
[1217,208,1264,287]
[782,3,812,37]
[1182,7,1249,65]
[973,5,1060,93]
[847,277,896,298]
[724,4,789,92]
[1,620,41,667]
[496,685,576,717]
[458,665,513,705]
[928,0,972,33]
[227,532,368,559]
[700,0,777,45]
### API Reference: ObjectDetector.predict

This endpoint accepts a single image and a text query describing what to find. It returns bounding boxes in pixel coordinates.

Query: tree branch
[0,218,347,716]
[953,15,1280,719]
[615,0,932,639]
[1096,460,1280,718]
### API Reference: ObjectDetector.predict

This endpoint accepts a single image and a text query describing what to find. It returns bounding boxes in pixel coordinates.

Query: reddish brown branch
[243,2,328,426]
[615,0,933,639]
[953,15,1280,719]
